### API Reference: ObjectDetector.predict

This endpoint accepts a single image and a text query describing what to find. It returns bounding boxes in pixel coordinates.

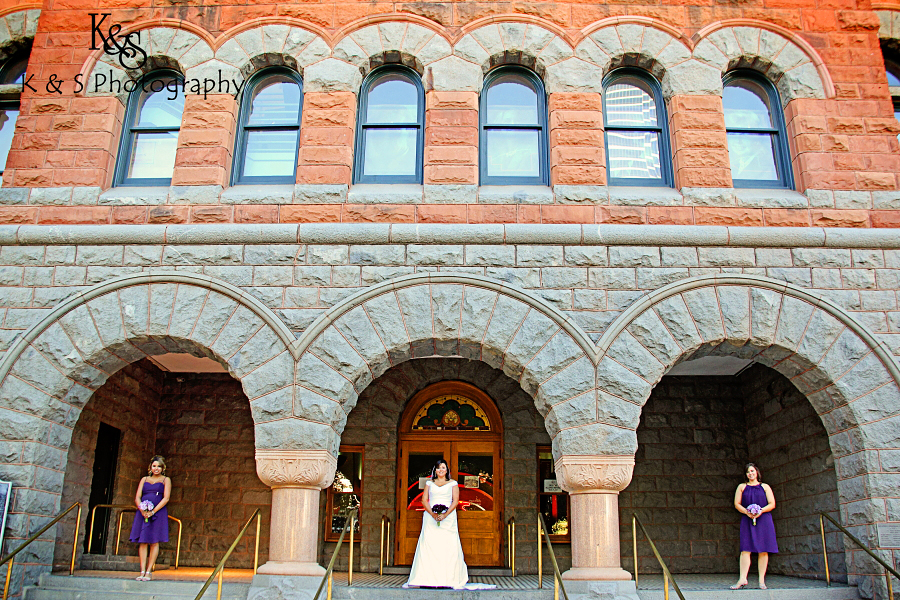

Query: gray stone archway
[0,272,299,593]
[592,274,900,598]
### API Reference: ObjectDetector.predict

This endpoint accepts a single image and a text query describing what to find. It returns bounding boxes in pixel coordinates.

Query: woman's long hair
[744,462,761,483]
[430,458,449,480]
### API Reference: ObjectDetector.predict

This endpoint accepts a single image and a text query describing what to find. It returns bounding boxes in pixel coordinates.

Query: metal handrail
[313,508,358,600]
[192,508,261,600]
[507,517,516,577]
[0,502,82,600]
[379,515,391,576]
[632,514,685,600]
[820,512,899,598]
[537,513,569,600]
[87,503,182,569]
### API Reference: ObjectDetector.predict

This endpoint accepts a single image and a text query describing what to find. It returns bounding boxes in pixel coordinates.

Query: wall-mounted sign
[543,479,562,493]
[878,523,900,548]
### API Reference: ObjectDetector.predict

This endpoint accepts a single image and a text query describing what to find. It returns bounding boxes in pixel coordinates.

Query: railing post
[511,519,516,577]
[820,514,830,587]
[537,514,543,590]
[380,517,385,577]
[3,561,12,600]
[633,515,638,589]
[115,511,125,555]
[664,571,669,600]
[70,503,82,575]
[254,513,261,574]
[887,569,893,600]
[216,567,223,600]
[348,512,355,586]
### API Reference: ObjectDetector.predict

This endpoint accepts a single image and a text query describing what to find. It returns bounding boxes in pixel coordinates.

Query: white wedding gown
[405,479,468,589]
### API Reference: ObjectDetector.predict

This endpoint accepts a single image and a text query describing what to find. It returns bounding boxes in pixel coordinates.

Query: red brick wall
[0,0,898,226]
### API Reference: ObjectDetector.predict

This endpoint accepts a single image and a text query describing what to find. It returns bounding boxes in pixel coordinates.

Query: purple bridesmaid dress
[739,484,778,553]
[129,481,169,544]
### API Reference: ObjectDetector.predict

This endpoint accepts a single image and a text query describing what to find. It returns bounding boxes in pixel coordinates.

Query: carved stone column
[255,449,337,576]
[555,455,635,581]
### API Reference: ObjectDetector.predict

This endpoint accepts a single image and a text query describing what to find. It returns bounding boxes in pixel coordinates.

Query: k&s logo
[90,13,148,70]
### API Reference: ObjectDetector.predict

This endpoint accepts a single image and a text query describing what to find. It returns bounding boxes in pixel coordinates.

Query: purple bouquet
[140,500,155,523]
[431,504,448,526]
[747,504,762,526]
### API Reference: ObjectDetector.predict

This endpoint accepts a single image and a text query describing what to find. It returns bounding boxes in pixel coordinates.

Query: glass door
[396,441,451,565]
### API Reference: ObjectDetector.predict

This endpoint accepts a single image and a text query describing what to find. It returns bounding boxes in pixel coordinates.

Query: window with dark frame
[602,68,672,187]
[0,53,26,176]
[325,445,363,542]
[722,71,793,189]
[479,66,549,186]
[537,446,569,543]
[233,68,303,185]
[353,66,424,184]
[113,70,185,187]
[886,59,900,143]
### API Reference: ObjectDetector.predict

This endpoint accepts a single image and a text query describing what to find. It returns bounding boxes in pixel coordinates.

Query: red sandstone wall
[0,0,898,225]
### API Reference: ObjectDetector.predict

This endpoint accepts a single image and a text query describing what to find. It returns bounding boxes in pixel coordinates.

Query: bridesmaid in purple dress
[731,463,778,590]
[129,456,171,581]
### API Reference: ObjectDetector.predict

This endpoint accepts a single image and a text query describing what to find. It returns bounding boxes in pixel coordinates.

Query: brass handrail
[820,512,899,597]
[379,515,391,576]
[313,508,358,600]
[506,517,516,577]
[537,513,568,600]
[87,503,182,569]
[0,502,82,600]
[632,514,685,600]
[192,508,261,600]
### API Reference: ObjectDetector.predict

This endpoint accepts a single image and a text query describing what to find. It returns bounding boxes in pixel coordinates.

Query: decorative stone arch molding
[693,22,833,104]
[0,8,39,58]
[290,272,598,453]
[207,23,336,91]
[332,22,450,78]
[81,24,214,98]
[452,21,578,93]
[574,19,703,96]
[878,9,900,56]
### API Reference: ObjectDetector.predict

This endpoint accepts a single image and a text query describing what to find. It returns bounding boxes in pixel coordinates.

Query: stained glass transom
[411,395,491,431]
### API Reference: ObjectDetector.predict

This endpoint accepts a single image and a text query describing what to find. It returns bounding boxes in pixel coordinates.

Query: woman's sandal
[729,582,747,590]
[759,583,767,590]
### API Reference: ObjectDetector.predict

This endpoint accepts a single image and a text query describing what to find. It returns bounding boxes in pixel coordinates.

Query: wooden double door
[396,438,503,566]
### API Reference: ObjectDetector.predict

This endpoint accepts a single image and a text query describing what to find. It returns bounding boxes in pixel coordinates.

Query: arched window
[0,53,28,175]
[602,69,672,187]
[233,69,303,185]
[723,71,793,189]
[114,71,184,186]
[479,66,548,186]
[353,67,424,184]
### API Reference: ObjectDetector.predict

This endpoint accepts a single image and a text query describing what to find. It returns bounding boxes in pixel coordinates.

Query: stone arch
[81,25,213,98]
[291,272,598,455]
[0,272,300,462]
[452,22,575,92]
[332,22,451,78]
[0,8,39,61]
[574,19,706,97]
[878,10,900,57]
[207,24,333,88]
[585,274,900,454]
[693,22,833,105]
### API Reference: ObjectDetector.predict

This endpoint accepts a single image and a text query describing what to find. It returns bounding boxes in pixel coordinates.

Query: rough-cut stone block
[653,295,703,354]
[295,352,358,406]
[395,285,433,354]
[682,287,725,344]
[309,326,369,393]
[431,285,463,356]
[242,350,293,400]
[596,356,651,405]
[773,296,816,352]
[553,422,637,456]
[481,295,530,369]
[503,310,558,380]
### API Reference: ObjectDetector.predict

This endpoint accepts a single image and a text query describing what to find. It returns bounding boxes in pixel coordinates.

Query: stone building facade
[0,0,896,599]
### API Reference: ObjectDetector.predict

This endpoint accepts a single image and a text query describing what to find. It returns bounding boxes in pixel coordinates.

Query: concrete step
[382,566,514,577]
[80,554,170,571]
[333,588,551,600]
[24,573,250,600]
[635,586,862,600]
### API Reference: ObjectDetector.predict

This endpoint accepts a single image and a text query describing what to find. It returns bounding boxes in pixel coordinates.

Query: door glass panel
[538,449,569,538]
[407,453,444,510]
[457,453,494,512]
[330,450,362,536]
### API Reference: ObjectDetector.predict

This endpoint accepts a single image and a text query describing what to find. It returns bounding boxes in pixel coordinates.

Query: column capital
[555,454,634,494]
[255,449,337,490]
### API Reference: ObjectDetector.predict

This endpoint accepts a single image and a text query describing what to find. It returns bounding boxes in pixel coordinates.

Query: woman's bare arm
[760,483,776,513]
[733,484,749,515]
[134,477,146,510]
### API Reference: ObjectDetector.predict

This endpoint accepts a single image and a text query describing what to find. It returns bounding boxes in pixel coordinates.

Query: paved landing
[634,573,860,600]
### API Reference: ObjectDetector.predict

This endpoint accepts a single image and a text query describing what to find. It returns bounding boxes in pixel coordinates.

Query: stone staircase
[632,574,863,600]
[79,553,170,571]
[24,573,250,600]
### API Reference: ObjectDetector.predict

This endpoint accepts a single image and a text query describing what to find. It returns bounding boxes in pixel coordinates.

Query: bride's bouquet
[431,504,448,526]
[140,500,155,523]
[747,504,762,526]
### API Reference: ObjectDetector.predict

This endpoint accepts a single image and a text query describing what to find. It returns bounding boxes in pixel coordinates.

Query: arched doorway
[396,381,504,567]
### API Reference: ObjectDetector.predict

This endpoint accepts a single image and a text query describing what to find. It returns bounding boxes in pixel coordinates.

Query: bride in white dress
[405,459,468,589]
